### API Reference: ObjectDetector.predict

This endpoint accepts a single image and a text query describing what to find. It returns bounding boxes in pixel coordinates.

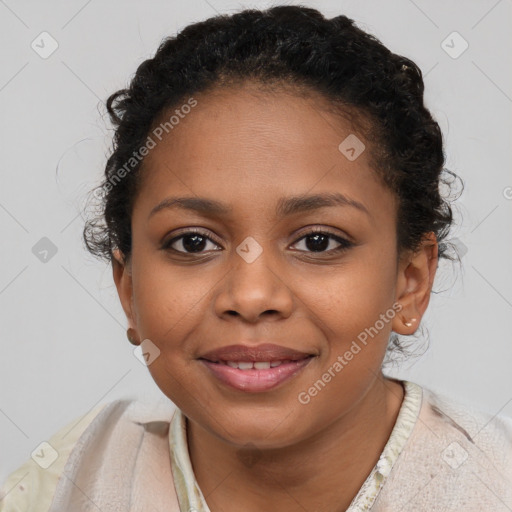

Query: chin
[207,409,306,449]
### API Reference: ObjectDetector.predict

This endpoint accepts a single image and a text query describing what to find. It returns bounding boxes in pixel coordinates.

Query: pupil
[183,234,206,252]
[306,233,328,252]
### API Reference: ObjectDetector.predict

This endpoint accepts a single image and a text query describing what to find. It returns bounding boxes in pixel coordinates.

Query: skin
[113,81,438,511]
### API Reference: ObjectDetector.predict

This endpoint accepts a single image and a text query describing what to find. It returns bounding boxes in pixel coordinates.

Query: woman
[2,5,511,511]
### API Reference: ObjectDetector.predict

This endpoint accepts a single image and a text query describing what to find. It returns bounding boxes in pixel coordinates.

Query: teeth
[213,358,308,369]
[219,360,289,369]
[254,361,271,369]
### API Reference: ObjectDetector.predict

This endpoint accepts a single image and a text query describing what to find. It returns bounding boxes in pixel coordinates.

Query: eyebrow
[148,192,370,219]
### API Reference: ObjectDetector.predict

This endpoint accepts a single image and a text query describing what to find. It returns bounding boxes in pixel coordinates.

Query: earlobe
[392,232,438,335]
[112,249,136,329]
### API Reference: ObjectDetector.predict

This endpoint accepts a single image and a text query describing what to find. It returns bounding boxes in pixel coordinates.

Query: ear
[392,232,438,335]
[112,249,137,330]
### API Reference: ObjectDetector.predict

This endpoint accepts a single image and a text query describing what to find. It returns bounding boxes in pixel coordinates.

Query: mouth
[198,343,316,393]
[202,359,308,369]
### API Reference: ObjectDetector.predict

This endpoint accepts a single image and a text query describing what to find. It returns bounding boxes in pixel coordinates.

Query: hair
[82,4,463,361]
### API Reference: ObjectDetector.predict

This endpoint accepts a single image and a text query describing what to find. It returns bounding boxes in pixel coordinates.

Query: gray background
[1,0,511,480]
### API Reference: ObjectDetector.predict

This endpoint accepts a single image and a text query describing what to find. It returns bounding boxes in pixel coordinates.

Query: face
[113,82,436,448]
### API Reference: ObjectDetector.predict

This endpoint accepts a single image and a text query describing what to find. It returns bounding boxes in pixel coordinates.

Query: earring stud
[403,317,417,328]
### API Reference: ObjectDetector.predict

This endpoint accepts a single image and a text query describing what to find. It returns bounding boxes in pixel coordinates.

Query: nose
[213,245,294,323]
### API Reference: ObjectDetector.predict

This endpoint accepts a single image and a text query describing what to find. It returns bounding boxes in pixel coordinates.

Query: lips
[199,343,314,363]
[198,343,316,392]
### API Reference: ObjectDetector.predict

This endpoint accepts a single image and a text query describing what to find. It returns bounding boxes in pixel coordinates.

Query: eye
[162,228,221,254]
[291,228,353,254]
[162,227,354,256]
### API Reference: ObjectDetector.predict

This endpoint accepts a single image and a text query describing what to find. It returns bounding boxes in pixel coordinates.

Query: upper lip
[199,343,315,362]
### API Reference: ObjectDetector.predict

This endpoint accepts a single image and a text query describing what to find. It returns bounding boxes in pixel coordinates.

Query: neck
[187,375,405,512]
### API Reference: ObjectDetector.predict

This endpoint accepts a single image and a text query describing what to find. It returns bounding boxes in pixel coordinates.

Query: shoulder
[0,402,108,511]
[0,398,176,512]
[379,381,512,509]
[420,384,512,455]
[419,383,512,474]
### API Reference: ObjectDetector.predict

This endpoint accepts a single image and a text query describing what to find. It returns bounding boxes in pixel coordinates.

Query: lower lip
[200,357,314,392]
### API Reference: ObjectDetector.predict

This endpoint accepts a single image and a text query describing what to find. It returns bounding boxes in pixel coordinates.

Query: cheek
[129,259,227,409]
[131,265,213,408]
[304,253,397,328]
[300,252,398,374]
[130,259,211,366]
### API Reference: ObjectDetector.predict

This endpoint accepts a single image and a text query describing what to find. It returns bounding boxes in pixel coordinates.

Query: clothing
[1,380,511,511]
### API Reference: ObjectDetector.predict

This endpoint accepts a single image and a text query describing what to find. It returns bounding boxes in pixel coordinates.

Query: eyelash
[161,227,354,256]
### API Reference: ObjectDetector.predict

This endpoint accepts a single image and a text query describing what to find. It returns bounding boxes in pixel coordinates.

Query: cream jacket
[1,380,511,511]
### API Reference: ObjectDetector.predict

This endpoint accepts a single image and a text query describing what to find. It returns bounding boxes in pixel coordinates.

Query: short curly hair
[83,4,463,361]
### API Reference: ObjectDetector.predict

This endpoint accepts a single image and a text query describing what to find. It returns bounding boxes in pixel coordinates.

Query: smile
[214,360,292,369]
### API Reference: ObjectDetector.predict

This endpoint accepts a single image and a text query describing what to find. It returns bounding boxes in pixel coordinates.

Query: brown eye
[162,229,221,254]
[291,229,353,254]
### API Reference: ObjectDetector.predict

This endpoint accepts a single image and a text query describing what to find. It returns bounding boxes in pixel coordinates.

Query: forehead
[136,82,395,223]
[147,82,365,165]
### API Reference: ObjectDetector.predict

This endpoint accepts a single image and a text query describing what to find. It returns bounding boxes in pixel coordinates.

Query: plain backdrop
[1,0,511,481]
